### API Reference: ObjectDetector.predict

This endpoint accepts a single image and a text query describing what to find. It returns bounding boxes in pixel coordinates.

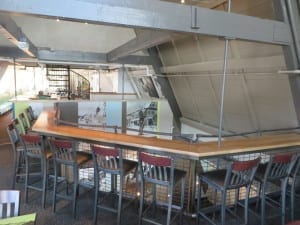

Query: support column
[147,47,182,132]
[273,0,300,123]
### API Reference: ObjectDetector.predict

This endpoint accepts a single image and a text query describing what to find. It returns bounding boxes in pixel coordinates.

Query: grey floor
[1,142,299,225]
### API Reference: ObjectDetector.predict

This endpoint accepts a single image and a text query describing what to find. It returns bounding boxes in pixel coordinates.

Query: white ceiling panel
[11,15,136,53]
[0,34,14,47]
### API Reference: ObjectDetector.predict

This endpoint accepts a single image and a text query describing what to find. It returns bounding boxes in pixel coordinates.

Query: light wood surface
[32,110,300,160]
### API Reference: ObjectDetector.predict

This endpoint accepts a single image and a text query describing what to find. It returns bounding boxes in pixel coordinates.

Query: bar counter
[32,110,300,160]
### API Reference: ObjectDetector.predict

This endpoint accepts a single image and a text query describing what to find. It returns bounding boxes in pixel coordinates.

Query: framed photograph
[134,76,160,98]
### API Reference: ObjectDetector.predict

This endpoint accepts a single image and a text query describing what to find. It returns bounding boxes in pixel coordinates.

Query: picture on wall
[78,102,107,127]
[78,101,122,133]
[127,101,158,135]
[134,76,160,98]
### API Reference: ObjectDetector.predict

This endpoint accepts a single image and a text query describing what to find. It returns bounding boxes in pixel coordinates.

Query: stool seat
[123,159,138,174]
[287,221,300,225]
[199,169,227,187]
[76,152,92,164]
[45,148,53,159]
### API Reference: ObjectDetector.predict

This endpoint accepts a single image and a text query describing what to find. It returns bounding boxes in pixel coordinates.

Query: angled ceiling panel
[168,76,198,118]
[157,42,179,66]
[231,0,275,18]
[246,74,297,129]
[212,76,257,132]
[197,36,232,61]
[172,36,203,64]
[186,76,221,127]
[236,40,284,58]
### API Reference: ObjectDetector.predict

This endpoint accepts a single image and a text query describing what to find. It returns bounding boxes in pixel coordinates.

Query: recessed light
[181,0,185,3]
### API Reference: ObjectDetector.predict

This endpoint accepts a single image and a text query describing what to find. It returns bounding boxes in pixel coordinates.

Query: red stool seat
[286,221,300,225]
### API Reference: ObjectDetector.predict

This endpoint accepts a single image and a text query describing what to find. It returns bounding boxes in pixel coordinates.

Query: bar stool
[287,155,300,221]
[12,118,25,135]
[197,157,260,225]
[138,152,186,225]
[91,144,137,225]
[254,153,297,225]
[20,134,52,208]
[6,123,26,189]
[25,107,36,126]
[49,139,92,218]
[19,112,31,134]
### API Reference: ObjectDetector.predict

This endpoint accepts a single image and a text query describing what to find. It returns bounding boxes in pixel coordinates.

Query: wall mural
[78,101,122,132]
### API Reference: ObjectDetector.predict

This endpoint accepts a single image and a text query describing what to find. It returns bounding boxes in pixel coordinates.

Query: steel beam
[107,30,183,61]
[273,0,300,124]
[38,50,156,65]
[148,47,182,129]
[0,48,156,66]
[161,55,286,74]
[0,13,37,57]
[0,46,27,58]
[0,0,292,45]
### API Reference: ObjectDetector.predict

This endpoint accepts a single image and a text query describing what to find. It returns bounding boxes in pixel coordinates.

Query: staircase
[46,65,90,99]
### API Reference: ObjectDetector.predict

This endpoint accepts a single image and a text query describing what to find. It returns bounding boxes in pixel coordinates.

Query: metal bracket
[191,6,199,29]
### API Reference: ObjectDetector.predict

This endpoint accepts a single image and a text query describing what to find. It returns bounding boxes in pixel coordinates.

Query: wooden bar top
[32,110,300,160]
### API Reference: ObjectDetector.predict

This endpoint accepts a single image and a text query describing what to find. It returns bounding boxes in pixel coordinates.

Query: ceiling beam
[107,30,183,61]
[147,47,182,129]
[38,49,156,65]
[0,46,27,58]
[196,0,227,9]
[0,13,37,57]
[0,47,156,66]
[161,55,286,74]
[0,0,292,46]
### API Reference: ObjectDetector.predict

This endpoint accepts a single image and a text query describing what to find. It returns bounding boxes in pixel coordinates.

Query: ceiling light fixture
[278,69,300,74]
[181,0,185,3]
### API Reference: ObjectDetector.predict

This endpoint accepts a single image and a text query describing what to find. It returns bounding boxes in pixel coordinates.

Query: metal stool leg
[166,184,173,225]
[180,177,185,225]
[24,157,29,203]
[52,162,58,213]
[93,172,99,225]
[72,166,78,219]
[261,185,266,225]
[220,190,226,225]
[41,158,47,208]
[117,174,123,225]
[291,178,296,221]
[138,178,145,225]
